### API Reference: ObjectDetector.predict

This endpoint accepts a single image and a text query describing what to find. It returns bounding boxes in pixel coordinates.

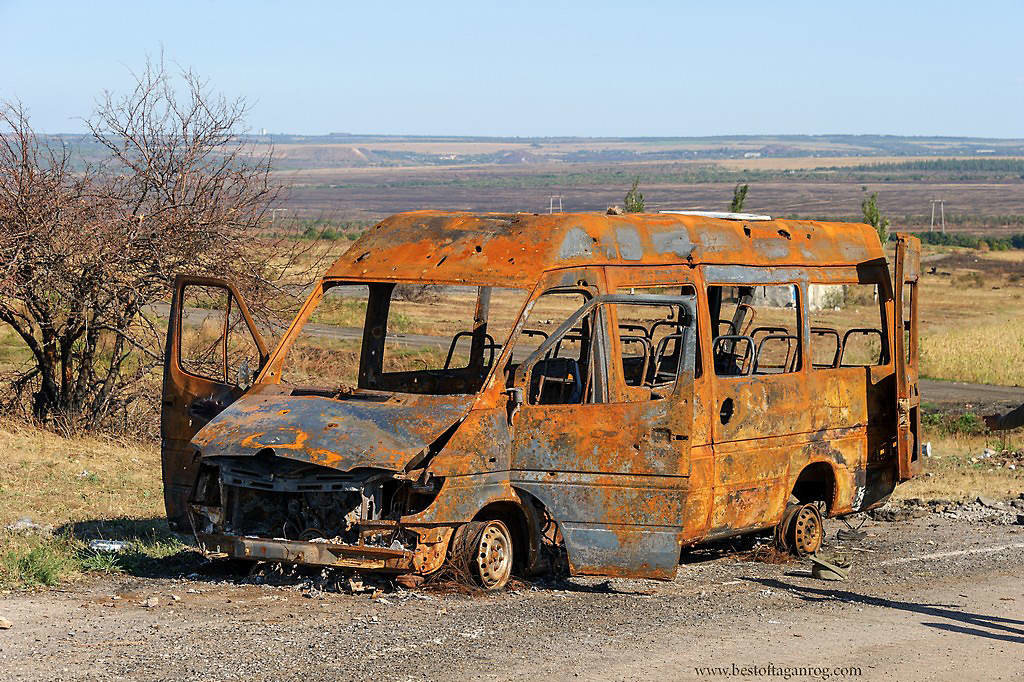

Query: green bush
[0,536,76,588]
[912,230,1024,251]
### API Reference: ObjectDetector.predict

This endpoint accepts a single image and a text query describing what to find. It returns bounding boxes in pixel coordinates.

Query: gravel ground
[1,510,1023,682]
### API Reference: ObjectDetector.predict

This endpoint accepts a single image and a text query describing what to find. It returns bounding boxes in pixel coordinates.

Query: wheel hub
[790,504,823,556]
[476,522,512,589]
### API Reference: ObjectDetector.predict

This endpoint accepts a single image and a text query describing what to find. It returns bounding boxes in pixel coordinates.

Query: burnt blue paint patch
[840,240,871,262]
[702,265,807,285]
[559,226,595,260]
[616,226,644,261]
[651,229,695,259]
[752,238,792,260]
[560,523,680,579]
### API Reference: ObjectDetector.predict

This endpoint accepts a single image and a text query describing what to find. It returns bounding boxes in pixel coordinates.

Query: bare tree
[0,59,322,434]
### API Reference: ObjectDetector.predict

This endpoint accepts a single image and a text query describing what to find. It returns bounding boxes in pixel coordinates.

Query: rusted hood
[190,393,475,472]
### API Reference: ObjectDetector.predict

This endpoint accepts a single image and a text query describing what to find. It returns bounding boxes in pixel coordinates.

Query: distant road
[919,379,1022,407]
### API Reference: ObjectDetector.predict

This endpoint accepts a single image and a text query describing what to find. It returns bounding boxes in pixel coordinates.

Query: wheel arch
[790,460,839,514]
[473,492,543,574]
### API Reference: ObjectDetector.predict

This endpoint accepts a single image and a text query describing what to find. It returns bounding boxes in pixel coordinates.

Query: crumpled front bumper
[196,533,415,572]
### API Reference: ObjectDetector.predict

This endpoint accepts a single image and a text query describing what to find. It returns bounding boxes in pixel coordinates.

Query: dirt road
[1,513,1021,681]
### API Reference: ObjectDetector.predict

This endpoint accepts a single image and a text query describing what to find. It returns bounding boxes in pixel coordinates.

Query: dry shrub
[0,57,329,436]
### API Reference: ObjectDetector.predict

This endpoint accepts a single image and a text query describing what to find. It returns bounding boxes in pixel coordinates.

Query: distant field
[256,135,1024,225]
[276,164,1024,227]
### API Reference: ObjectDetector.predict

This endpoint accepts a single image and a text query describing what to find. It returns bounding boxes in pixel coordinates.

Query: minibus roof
[325,210,885,288]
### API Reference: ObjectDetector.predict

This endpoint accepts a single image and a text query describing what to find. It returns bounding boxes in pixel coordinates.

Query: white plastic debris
[89,540,129,553]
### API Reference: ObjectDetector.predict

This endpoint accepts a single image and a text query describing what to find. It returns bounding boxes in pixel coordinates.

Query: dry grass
[921,317,1024,385]
[915,248,1024,385]
[894,430,1024,501]
[0,423,198,590]
[0,423,162,527]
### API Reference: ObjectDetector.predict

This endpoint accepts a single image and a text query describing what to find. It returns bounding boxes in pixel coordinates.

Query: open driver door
[161,275,269,529]
[893,234,922,480]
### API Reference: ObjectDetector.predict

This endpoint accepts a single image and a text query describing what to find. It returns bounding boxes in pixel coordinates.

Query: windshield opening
[280,282,528,395]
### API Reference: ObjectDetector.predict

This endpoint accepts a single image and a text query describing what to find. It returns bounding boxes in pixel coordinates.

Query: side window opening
[529,311,600,405]
[708,284,802,377]
[508,289,600,406]
[179,284,260,387]
[808,283,889,368]
[612,285,700,392]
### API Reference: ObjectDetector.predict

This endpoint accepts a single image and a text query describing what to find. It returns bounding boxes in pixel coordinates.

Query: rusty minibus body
[161,210,921,589]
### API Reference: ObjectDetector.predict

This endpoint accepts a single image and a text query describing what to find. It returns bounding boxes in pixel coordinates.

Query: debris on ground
[88,540,129,553]
[871,496,1022,525]
[242,562,395,596]
[968,447,1024,470]
[810,554,851,582]
[4,517,53,537]
[0,617,12,630]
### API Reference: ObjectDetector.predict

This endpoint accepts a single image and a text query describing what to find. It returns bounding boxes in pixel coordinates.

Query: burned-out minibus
[162,210,921,589]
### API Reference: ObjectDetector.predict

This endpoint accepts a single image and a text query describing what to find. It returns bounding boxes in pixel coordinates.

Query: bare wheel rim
[475,521,512,589]
[791,505,823,556]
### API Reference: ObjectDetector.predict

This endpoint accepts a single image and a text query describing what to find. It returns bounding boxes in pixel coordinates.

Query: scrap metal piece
[810,554,851,581]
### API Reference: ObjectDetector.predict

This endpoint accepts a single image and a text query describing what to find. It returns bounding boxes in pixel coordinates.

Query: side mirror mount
[236,358,253,389]
[505,386,524,426]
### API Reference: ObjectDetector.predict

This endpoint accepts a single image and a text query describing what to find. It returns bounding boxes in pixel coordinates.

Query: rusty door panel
[803,368,870,432]
[512,471,685,579]
[894,234,923,480]
[680,445,715,543]
[161,275,268,529]
[512,401,688,476]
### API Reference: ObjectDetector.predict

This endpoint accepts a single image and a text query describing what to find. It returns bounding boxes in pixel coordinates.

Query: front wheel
[450,520,513,590]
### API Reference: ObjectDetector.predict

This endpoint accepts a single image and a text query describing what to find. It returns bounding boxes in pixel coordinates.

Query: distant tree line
[836,158,1024,174]
[911,231,1024,250]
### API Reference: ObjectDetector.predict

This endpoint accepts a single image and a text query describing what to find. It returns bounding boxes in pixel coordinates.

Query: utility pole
[929,200,945,233]
[548,195,563,214]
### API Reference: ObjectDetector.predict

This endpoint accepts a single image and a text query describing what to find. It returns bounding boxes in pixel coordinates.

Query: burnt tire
[450,520,513,590]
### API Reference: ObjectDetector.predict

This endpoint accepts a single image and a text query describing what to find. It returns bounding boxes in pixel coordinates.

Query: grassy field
[0,424,198,590]
[913,248,1024,385]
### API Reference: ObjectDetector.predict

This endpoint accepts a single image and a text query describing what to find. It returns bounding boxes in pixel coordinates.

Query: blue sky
[2,0,1022,137]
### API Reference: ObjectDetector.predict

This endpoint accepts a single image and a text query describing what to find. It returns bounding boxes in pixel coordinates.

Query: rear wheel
[451,520,513,590]
[775,503,823,557]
